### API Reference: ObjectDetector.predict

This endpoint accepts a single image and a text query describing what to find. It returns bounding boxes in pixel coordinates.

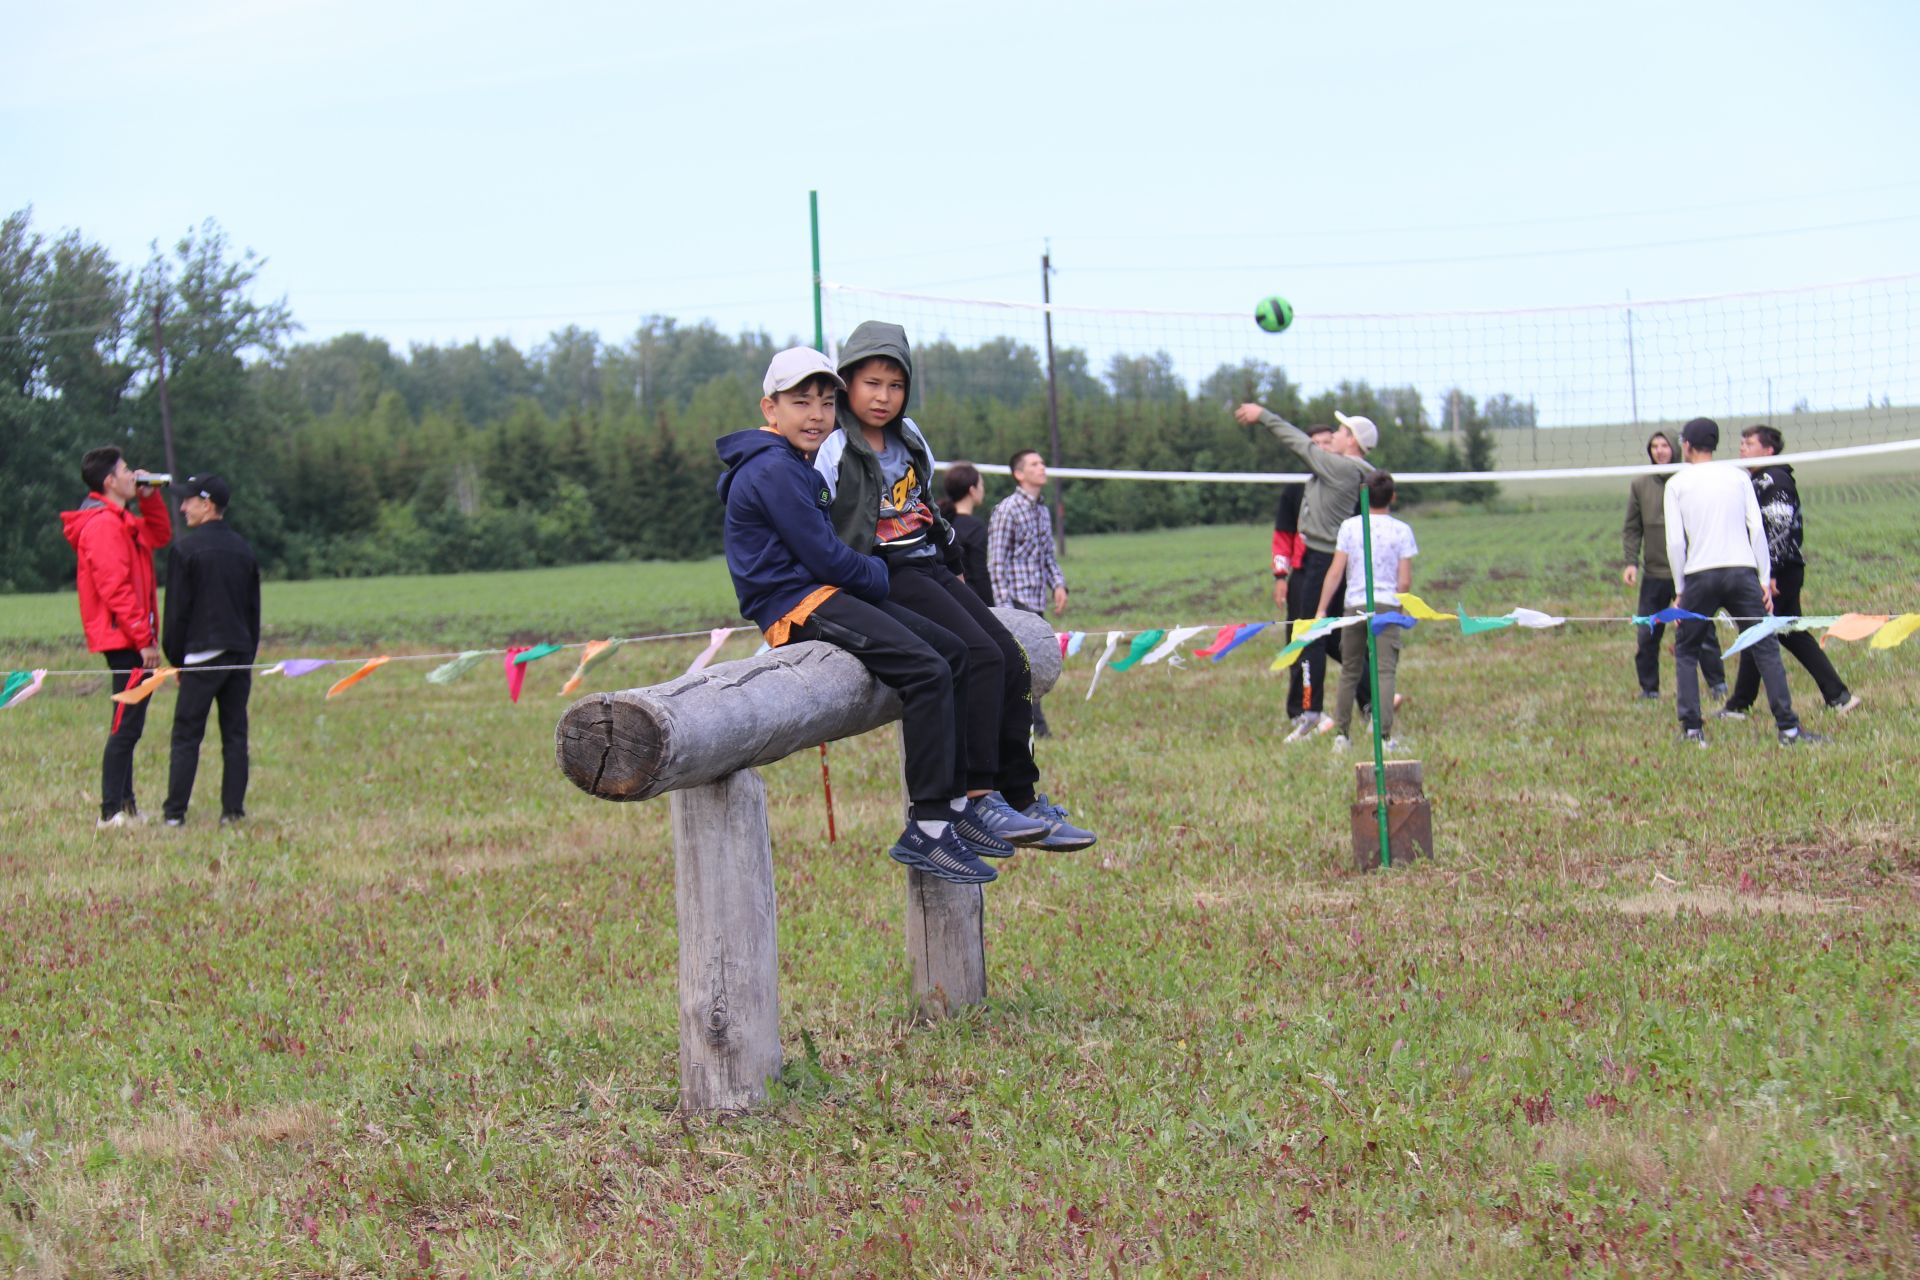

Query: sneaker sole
[887,843,997,884]
[1034,832,1097,852]
[951,819,1016,859]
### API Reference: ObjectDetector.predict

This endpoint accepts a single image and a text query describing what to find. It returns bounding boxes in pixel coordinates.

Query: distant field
[2,476,1917,1276]
[1483,404,1920,476]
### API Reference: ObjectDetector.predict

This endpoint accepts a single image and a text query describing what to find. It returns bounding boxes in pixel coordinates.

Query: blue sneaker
[1020,794,1097,852]
[887,824,997,885]
[967,792,1051,847]
[950,806,1016,859]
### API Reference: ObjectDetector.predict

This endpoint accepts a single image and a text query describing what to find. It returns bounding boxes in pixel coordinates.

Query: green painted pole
[809,191,824,352]
[1359,485,1391,870]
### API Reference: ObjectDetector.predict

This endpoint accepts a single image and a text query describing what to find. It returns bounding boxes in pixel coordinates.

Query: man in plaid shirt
[988,450,1067,734]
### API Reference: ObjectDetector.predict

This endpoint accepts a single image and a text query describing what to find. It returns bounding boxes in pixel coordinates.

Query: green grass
[2,473,1918,1276]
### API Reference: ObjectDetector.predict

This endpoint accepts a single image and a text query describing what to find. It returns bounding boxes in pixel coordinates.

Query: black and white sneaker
[887,824,998,885]
[1712,707,1747,721]
[1778,728,1828,747]
[1680,728,1708,748]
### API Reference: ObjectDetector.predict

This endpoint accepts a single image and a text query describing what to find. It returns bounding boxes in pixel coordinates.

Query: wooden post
[670,769,782,1112]
[898,729,986,1020]
[1351,759,1432,871]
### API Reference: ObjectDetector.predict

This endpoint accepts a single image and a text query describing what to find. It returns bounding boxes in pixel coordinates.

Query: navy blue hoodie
[716,427,889,632]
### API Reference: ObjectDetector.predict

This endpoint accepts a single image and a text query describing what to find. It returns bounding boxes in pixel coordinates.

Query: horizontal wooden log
[557,606,1062,802]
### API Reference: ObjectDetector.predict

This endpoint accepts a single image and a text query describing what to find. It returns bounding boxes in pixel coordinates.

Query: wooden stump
[898,728,987,1020]
[670,769,781,1112]
[1350,759,1432,872]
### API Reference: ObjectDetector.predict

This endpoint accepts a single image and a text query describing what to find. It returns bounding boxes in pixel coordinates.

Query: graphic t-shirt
[874,433,938,561]
[1333,513,1418,609]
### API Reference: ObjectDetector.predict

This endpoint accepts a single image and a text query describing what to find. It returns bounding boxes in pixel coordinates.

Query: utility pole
[1624,291,1640,427]
[150,300,182,528]
[1041,244,1065,555]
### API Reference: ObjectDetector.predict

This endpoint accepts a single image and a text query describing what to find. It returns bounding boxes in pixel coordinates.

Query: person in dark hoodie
[1622,430,1726,701]
[61,446,174,828]
[161,473,261,827]
[716,346,996,886]
[817,321,1094,852]
[1717,424,1861,719]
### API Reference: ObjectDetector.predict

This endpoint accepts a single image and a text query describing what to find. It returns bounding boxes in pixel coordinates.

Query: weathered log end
[554,690,668,802]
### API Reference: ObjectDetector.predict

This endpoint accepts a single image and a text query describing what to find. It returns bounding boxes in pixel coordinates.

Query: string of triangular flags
[4,604,1915,712]
[1061,596,1919,700]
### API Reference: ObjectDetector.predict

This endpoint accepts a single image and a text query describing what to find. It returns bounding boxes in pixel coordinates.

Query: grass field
[2,474,1918,1276]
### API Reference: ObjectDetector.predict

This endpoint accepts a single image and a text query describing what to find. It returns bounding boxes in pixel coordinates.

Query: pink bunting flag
[503,646,530,702]
[1057,632,1070,657]
[325,656,390,699]
[1191,625,1240,660]
[685,627,733,675]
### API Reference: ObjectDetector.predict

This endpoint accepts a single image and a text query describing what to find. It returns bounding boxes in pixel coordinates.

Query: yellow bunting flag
[325,656,391,699]
[1869,613,1920,650]
[1821,613,1891,647]
[1396,594,1457,622]
[110,668,177,704]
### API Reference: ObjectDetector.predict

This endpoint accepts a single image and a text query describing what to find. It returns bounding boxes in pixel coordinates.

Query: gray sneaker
[1680,728,1708,748]
[1712,707,1747,721]
[1020,794,1096,851]
[1778,728,1828,747]
[950,806,1016,859]
[967,792,1050,847]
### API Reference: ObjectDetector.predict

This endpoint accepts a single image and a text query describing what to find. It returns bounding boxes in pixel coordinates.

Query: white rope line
[949,438,1920,485]
[823,270,1920,322]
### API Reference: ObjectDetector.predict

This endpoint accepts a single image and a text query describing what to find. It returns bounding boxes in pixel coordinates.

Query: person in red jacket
[60,446,173,827]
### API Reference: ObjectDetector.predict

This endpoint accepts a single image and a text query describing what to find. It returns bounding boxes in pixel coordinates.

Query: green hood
[834,321,914,434]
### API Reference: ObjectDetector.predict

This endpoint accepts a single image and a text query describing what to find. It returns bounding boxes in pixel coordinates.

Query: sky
[7,0,1918,376]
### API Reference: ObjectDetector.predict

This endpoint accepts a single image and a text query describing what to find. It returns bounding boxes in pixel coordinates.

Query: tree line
[2,208,1505,594]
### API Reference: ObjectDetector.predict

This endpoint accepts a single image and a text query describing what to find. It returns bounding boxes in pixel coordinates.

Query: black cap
[183,473,230,509]
[1680,417,1719,452]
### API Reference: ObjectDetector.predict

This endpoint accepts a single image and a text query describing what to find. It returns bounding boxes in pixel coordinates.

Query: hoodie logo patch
[818,488,831,507]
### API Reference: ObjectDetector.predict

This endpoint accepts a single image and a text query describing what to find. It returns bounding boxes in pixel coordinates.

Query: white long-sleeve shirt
[1663,459,1769,596]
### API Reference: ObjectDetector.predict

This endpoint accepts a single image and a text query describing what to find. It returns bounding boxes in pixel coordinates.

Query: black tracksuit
[161,520,261,821]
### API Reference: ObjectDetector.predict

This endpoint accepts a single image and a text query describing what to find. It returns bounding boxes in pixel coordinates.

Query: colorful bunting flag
[1370,612,1416,635]
[111,667,177,704]
[1065,632,1086,658]
[560,638,625,695]
[426,651,489,685]
[1143,625,1208,665]
[1823,613,1892,647]
[280,658,334,678]
[1457,606,1515,636]
[1789,615,1840,632]
[1191,624,1240,660]
[1397,594,1457,622]
[1869,613,1920,650]
[1207,622,1270,661]
[1109,629,1166,673]
[1085,630,1125,699]
[1507,608,1565,629]
[685,628,731,676]
[511,642,564,667]
[1057,632,1070,657]
[1271,616,1350,671]
[1648,606,1708,625]
[1720,614,1791,659]
[502,647,531,703]
[325,656,390,699]
[2,669,46,709]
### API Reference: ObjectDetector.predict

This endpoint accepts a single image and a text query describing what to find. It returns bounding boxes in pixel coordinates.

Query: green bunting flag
[1108,629,1166,673]
[511,642,565,666]
[0,671,28,705]
[1458,605,1516,636]
[425,651,490,685]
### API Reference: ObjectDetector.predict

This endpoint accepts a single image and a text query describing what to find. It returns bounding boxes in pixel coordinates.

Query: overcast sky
[7,0,1917,361]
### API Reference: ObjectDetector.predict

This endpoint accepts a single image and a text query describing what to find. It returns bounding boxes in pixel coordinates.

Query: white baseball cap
[1334,411,1379,451]
[763,347,847,396]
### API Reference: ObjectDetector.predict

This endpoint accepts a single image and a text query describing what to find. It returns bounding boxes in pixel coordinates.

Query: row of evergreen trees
[3,208,1502,594]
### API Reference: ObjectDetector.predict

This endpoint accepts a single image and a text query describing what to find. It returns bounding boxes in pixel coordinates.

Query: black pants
[886,559,1041,807]
[164,663,252,821]
[785,592,968,809]
[1634,573,1726,695]
[1675,568,1797,734]
[1727,561,1849,711]
[101,649,150,820]
[1290,549,1367,719]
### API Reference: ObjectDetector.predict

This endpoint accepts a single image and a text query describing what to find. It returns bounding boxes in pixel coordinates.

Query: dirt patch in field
[1610,886,1848,917]
[113,1101,332,1168]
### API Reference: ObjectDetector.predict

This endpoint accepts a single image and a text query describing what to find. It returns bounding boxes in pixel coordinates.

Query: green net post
[809,191,824,352]
[1359,485,1391,870]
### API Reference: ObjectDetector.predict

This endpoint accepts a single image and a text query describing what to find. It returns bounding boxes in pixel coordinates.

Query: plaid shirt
[987,489,1065,611]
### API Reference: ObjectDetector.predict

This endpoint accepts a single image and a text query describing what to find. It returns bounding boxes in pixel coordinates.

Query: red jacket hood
[61,496,118,548]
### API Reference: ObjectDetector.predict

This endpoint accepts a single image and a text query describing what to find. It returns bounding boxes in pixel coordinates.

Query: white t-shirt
[1334,513,1417,609]
[1661,460,1768,595]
